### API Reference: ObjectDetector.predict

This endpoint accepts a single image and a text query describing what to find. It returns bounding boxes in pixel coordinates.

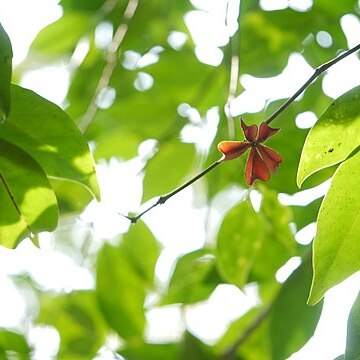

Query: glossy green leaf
[0,85,100,200]
[142,141,196,202]
[0,139,58,248]
[31,13,92,54]
[297,86,360,187]
[346,290,360,360]
[270,258,323,359]
[0,22,12,120]
[38,291,107,358]
[308,150,360,305]
[216,199,265,288]
[121,221,161,285]
[0,329,30,356]
[50,178,93,214]
[162,249,219,305]
[96,243,146,340]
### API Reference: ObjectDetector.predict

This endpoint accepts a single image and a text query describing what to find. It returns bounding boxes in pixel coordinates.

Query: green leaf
[297,85,360,187]
[162,249,219,305]
[38,291,107,358]
[142,141,196,202]
[0,22,12,120]
[180,332,217,360]
[94,129,141,161]
[119,343,180,360]
[270,258,323,359]
[346,290,360,360]
[0,139,58,248]
[121,221,161,285]
[96,243,146,340]
[0,328,30,356]
[216,199,265,288]
[0,85,100,200]
[31,13,92,54]
[308,150,360,305]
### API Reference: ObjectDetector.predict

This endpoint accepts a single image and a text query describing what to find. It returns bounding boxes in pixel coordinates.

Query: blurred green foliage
[0,0,359,358]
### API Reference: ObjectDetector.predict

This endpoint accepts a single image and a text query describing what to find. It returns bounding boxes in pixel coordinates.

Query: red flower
[218,119,282,186]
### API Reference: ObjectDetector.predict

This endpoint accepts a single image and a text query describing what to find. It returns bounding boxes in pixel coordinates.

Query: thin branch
[222,304,273,359]
[265,43,360,124]
[123,43,360,223]
[123,158,224,223]
[225,0,240,140]
[79,0,139,133]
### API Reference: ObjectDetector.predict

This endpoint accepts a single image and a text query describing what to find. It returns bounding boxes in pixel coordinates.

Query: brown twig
[265,43,360,124]
[80,0,140,133]
[122,43,360,223]
[123,157,224,223]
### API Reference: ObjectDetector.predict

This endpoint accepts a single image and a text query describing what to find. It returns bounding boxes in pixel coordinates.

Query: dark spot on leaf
[328,148,334,153]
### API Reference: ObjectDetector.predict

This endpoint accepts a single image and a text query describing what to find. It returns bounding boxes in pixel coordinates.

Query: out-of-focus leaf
[308,151,360,305]
[346,290,360,360]
[142,141,196,202]
[94,129,141,160]
[0,139,58,248]
[161,249,219,305]
[249,187,296,281]
[297,85,360,187]
[38,291,107,358]
[119,343,180,360]
[291,197,323,231]
[60,0,104,12]
[180,332,217,360]
[31,13,92,54]
[0,329,30,356]
[0,22,12,120]
[96,243,146,340]
[216,199,265,288]
[239,3,350,76]
[0,85,100,200]
[121,221,161,285]
[270,257,323,359]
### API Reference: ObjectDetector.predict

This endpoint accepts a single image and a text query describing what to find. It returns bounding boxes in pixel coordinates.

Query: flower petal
[241,119,258,142]
[245,148,270,185]
[258,144,282,173]
[218,141,250,160]
[257,122,280,142]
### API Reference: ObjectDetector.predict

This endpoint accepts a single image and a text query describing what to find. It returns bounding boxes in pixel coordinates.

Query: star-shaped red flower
[218,119,282,186]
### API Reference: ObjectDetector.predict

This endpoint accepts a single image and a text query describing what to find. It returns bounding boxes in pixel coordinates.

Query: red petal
[252,149,270,182]
[257,122,280,142]
[245,149,254,185]
[258,145,282,173]
[218,141,250,160]
[241,119,258,142]
[245,148,270,185]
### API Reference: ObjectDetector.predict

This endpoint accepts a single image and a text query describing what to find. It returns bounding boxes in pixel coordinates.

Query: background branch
[80,0,139,133]
[222,304,273,359]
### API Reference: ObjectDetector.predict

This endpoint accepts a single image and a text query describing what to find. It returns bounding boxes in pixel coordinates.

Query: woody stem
[124,158,224,223]
[265,43,360,125]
